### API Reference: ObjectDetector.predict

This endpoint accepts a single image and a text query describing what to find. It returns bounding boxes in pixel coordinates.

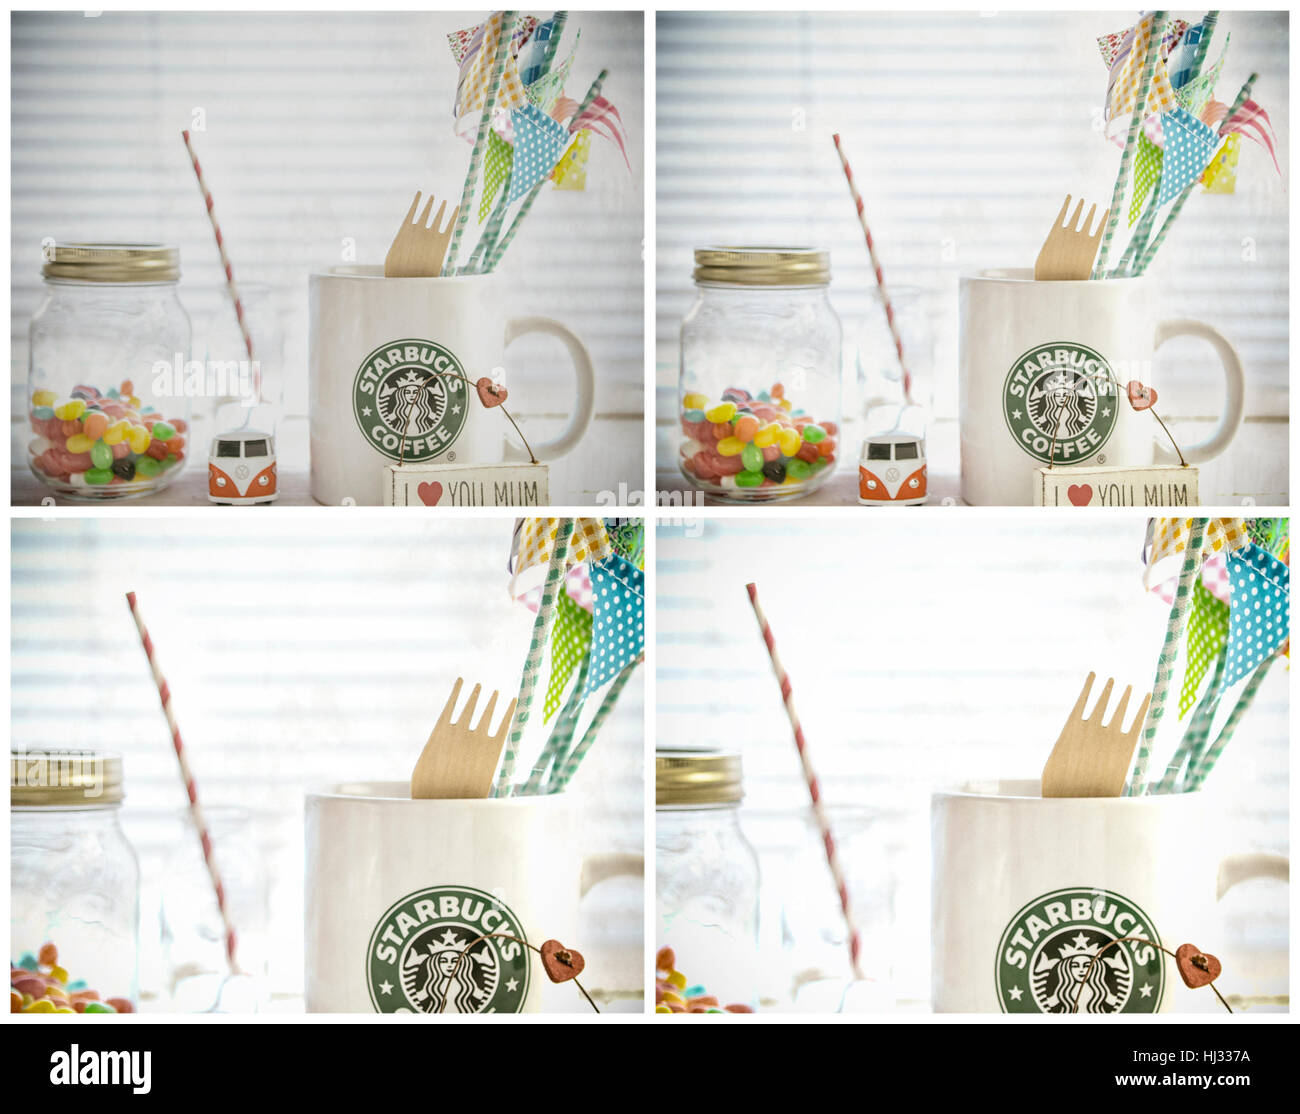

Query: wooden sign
[1034,464,1199,508]
[383,462,550,507]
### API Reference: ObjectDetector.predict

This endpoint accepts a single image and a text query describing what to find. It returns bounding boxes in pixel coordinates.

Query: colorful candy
[11,942,132,1016]
[679,383,837,496]
[654,947,754,1015]
[29,386,187,494]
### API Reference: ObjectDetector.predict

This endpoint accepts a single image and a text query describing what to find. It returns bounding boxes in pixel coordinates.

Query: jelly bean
[753,423,780,448]
[735,470,764,487]
[802,424,826,443]
[85,468,114,485]
[778,398,793,412]
[661,991,685,1007]
[796,443,819,464]
[656,947,676,972]
[166,436,186,454]
[740,443,763,472]
[22,998,55,1013]
[777,429,802,457]
[770,383,785,400]
[85,1001,118,1013]
[67,979,87,991]
[655,1005,672,1014]
[100,402,126,419]
[53,1007,75,1013]
[725,1003,755,1013]
[71,989,100,1002]
[787,458,812,481]
[127,396,142,409]
[9,991,20,1013]
[711,422,731,441]
[60,419,83,437]
[127,428,151,455]
[120,380,134,396]
[49,962,68,981]
[716,436,745,457]
[89,441,112,470]
[682,392,709,411]
[170,418,188,433]
[704,402,736,423]
[134,457,162,479]
[54,400,86,421]
[721,387,751,403]
[111,459,136,481]
[106,997,134,1013]
[32,389,56,407]
[66,433,94,454]
[762,459,787,483]
[688,995,720,1008]
[102,421,128,446]
[146,440,169,461]
[812,457,829,471]
[150,420,176,441]
[13,976,45,998]
[83,412,109,440]
[821,420,838,436]
[733,415,760,442]
[817,437,836,458]
[665,969,687,991]
[164,454,180,467]
[32,406,55,421]
[711,451,743,475]
[683,409,705,423]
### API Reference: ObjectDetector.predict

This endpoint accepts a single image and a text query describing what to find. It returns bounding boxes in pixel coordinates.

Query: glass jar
[28,243,192,499]
[679,247,843,503]
[656,749,760,1005]
[10,751,140,1010]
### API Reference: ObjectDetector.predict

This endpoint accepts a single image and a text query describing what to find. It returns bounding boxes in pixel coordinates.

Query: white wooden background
[657,518,1289,1006]
[10,517,644,1008]
[655,11,1289,503]
[10,10,645,504]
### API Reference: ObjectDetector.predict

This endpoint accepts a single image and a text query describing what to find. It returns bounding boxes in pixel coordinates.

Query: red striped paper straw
[180,130,256,367]
[745,582,864,982]
[125,591,239,974]
[832,133,913,406]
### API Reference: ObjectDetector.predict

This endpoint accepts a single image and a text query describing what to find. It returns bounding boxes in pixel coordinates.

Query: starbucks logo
[366,884,530,1014]
[996,887,1164,1014]
[1002,342,1119,464]
[352,338,469,463]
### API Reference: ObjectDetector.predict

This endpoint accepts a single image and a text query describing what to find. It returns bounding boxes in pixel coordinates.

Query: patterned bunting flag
[1201,134,1240,194]
[1219,543,1290,693]
[544,589,593,722]
[1155,107,1220,207]
[571,96,631,169]
[605,518,645,568]
[1105,12,1178,129]
[1173,47,1226,115]
[506,103,571,203]
[525,48,575,113]
[517,15,557,86]
[509,518,611,599]
[582,552,645,697]
[454,11,529,126]
[1220,99,1282,176]
[552,130,592,191]
[1129,133,1163,225]
[479,129,514,221]
[1179,579,1231,717]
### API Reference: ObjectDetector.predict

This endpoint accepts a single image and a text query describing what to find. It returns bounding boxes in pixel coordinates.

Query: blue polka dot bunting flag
[505,103,570,205]
[582,552,645,697]
[1219,543,1290,694]
[1155,107,1219,208]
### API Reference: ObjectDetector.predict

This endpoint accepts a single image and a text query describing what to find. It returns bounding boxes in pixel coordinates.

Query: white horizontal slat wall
[657,518,1288,1005]
[11,518,643,1003]
[656,10,1288,421]
[10,10,645,489]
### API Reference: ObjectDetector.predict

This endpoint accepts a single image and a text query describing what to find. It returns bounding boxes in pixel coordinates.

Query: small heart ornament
[417,481,443,506]
[539,939,585,983]
[1127,379,1158,411]
[1067,483,1093,507]
[1174,943,1222,989]
[476,377,508,408]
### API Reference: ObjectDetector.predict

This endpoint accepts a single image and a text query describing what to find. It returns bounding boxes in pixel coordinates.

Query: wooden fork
[384,190,459,278]
[411,678,517,799]
[1041,673,1152,798]
[1034,195,1109,281]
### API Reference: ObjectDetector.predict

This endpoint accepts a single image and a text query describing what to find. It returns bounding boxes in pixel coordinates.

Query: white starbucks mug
[309,268,596,505]
[305,784,640,1014]
[931,780,1288,1013]
[959,270,1245,505]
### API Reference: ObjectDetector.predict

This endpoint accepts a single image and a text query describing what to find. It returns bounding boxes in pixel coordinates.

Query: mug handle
[580,852,643,898]
[1216,851,1288,900]
[1151,319,1245,465]
[502,316,596,462]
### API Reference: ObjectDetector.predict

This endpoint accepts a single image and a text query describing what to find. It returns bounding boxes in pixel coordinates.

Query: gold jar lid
[693,246,830,287]
[11,751,124,806]
[656,748,743,806]
[42,242,180,284]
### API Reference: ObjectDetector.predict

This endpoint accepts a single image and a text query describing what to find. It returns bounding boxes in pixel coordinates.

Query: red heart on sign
[1067,483,1093,506]
[539,939,585,983]
[476,377,508,408]
[417,481,443,506]
[1127,380,1158,411]
[1175,943,1222,989]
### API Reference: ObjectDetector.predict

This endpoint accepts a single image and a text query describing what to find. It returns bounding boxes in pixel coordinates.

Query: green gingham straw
[519,652,589,794]
[1152,644,1226,793]
[545,657,638,794]
[1095,11,1168,279]
[1126,516,1206,796]
[1185,648,1281,791]
[491,516,574,797]
[487,67,607,272]
[443,10,517,276]
[1135,71,1256,276]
